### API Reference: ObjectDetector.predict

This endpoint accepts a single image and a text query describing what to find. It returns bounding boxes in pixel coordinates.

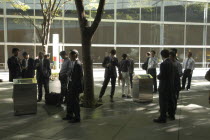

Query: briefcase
[45,92,61,105]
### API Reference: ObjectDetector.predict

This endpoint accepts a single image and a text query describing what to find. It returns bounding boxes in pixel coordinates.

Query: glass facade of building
[0,0,210,69]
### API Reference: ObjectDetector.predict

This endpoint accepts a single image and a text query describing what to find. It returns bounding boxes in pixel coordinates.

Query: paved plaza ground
[0,69,210,140]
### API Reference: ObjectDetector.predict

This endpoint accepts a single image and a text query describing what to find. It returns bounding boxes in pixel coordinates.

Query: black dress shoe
[69,119,80,123]
[153,118,166,123]
[56,103,61,107]
[168,116,175,121]
[181,87,185,90]
[122,94,126,98]
[127,95,132,99]
[37,99,42,102]
[62,117,73,121]
[186,88,190,91]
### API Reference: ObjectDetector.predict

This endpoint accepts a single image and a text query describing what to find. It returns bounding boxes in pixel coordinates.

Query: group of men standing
[7,47,195,124]
[8,48,51,102]
[8,48,83,123]
[147,49,195,123]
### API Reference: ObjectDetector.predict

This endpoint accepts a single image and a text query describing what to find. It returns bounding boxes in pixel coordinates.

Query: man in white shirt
[147,50,158,93]
[58,51,71,106]
[182,52,195,91]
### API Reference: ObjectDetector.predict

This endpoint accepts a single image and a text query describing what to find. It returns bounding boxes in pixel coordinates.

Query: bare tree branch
[91,0,105,36]
[52,0,62,18]
[9,0,42,41]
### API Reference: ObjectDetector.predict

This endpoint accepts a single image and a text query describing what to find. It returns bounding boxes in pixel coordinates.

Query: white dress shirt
[183,57,195,70]
[148,57,158,69]
[60,58,71,76]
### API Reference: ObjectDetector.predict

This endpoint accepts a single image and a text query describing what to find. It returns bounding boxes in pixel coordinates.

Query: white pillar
[53,34,60,71]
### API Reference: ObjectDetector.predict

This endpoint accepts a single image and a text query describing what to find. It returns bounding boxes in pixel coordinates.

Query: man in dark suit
[128,55,134,88]
[63,49,83,123]
[22,52,35,78]
[35,52,51,102]
[98,49,119,102]
[7,48,22,82]
[154,49,175,123]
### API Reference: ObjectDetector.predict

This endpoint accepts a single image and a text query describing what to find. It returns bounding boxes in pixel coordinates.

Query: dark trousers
[37,78,49,100]
[174,91,180,111]
[159,92,175,120]
[66,82,80,120]
[129,73,133,88]
[60,78,68,103]
[148,68,157,92]
[99,76,116,98]
[182,69,192,89]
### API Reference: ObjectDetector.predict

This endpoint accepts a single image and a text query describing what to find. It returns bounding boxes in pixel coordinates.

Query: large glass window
[208,3,210,23]
[117,23,139,44]
[35,19,63,43]
[64,20,81,43]
[116,47,139,68]
[50,20,63,43]
[0,18,4,42]
[0,1,3,15]
[0,45,4,69]
[117,0,139,20]
[91,47,114,68]
[207,26,210,45]
[164,1,185,22]
[164,24,184,45]
[92,22,114,44]
[206,48,210,67]
[185,48,203,68]
[91,1,114,19]
[6,0,34,16]
[141,23,160,45]
[186,2,204,23]
[7,18,34,42]
[141,0,161,21]
[186,25,203,45]
[64,1,89,18]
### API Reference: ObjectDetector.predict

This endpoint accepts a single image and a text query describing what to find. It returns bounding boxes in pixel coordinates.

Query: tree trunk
[81,34,95,107]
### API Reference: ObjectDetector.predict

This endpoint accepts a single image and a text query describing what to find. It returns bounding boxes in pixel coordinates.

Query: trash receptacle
[13,78,37,116]
[132,74,153,103]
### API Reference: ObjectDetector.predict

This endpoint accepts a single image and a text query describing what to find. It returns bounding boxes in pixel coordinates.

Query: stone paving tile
[1,78,210,140]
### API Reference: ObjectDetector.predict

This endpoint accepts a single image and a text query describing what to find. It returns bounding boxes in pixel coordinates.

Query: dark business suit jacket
[34,58,51,82]
[22,58,35,78]
[7,56,22,82]
[158,58,175,94]
[129,59,134,74]
[69,60,84,94]
[102,56,119,78]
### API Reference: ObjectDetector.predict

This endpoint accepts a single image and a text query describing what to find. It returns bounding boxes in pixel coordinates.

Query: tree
[74,0,105,107]
[5,0,70,54]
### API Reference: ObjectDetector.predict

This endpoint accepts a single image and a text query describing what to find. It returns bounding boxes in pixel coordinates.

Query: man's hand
[190,70,193,75]
[119,73,122,80]
[107,63,111,67]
